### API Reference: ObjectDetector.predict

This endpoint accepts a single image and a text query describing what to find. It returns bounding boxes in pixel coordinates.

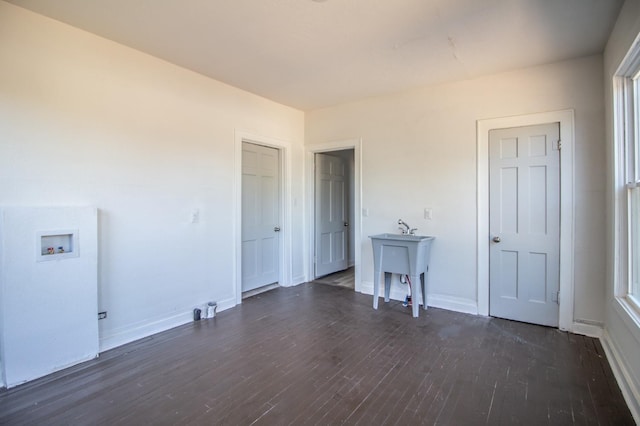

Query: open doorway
[307,139,362,292]
[314,149,354,288]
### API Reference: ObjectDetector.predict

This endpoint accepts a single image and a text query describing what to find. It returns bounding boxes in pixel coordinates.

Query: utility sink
[370,233,435,318]
[370,233,429,242]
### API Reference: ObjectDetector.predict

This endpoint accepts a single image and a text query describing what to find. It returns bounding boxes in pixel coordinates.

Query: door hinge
[556,290,560,304]
[555,139,562,150]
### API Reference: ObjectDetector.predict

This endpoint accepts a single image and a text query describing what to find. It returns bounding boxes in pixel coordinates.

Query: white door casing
[234,131,292,305]
[489,123,560,326]
[306,139,362,292]
[477,110,575,332]
[241,142,280,292]
[315,153,348,278]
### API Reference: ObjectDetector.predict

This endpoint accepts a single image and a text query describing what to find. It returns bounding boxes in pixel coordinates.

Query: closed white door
[489,123,560,327]
[242,142,280,292]
[315,153,348,277]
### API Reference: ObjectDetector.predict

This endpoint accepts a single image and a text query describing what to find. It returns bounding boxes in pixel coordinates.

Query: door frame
[234,130,292,305]
[477,110,574,331]
[314,152,349,278]
[306,139,362,292]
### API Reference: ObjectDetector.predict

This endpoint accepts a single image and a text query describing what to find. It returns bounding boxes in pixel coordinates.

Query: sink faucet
[398,219,410,234]
[398,219,418,235]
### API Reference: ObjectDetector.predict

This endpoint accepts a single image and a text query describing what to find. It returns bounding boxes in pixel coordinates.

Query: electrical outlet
[98,311,107,320]
[424,208,433,220]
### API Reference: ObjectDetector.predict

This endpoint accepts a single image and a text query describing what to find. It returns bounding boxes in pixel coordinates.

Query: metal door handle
[344,222,349,227]
[274,226,281,232]
[492,236,501,243]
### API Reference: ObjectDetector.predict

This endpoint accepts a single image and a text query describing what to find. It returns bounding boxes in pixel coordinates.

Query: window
[630,182,640,306]
[626,71,640,308]
[615,33,640,310]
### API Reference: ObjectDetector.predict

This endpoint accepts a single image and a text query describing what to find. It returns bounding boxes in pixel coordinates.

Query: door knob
[492,236,501,243]
[274,226,281,232]
[344,222,349,227]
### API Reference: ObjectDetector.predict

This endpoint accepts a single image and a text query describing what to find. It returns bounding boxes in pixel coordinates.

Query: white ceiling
[6,0,623,111]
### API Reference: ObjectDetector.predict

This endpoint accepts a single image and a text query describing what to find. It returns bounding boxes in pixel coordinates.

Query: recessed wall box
[36,230,79,262]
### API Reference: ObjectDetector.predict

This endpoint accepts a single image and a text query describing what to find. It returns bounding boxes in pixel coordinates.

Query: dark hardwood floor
[0,282,633,425]
[312,267,355,289]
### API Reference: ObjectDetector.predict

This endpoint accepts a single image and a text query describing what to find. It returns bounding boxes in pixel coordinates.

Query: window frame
[614,33,640,313]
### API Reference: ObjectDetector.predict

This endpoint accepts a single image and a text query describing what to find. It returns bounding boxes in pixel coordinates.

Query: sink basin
[369,233,435,318]
[369,233,433,242]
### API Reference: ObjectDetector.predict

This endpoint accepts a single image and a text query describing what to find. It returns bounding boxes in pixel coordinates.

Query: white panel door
[489,123,560,327]
[242,142,280,292]
[315,153,348,278]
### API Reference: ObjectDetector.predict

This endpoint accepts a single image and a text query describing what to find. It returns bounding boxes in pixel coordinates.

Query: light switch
[363,208,370,217]
[191,209,200,223]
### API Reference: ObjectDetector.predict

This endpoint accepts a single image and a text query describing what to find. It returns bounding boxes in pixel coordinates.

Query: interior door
[315,153,348,278]
[242,142,280,292]
[489,123,560,327]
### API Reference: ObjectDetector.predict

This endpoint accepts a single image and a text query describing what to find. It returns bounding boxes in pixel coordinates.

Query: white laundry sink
[369,233,434,318]
[369,233,427,242]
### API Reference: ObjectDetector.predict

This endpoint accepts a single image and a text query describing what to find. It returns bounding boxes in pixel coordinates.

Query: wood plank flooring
[0,282,634,425]
[311,267,355,289]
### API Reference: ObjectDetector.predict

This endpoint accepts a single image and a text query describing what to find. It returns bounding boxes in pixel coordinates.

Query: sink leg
[410,274,419,318]
[421,272,427,311]
[373,270,380,309]
[384,272,392,302]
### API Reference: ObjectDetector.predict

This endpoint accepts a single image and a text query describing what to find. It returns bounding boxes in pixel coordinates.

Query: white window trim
[613,31,640,319]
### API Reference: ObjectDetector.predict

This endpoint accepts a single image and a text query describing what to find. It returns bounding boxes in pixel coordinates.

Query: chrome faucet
[398,219,418,235]
[398,219,410,234]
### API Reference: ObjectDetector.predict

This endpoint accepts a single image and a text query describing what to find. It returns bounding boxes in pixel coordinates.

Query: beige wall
[306,54,606,323]
[0,1,305,357]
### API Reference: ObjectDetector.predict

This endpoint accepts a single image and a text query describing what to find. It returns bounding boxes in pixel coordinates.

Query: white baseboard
[571,321,604,338]
[428,294,478,315]
[291,275,306,286]
[99,295,236,352]
[3,353,97,389]
[601,329,640,424]
[360,280,478,315]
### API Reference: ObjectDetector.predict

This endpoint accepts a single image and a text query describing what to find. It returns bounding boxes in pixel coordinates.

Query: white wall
[0,207,99,388]
[0,1,305,360]
[603,0,640,419]
[306,54,606,322]
[1,0,629,401]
